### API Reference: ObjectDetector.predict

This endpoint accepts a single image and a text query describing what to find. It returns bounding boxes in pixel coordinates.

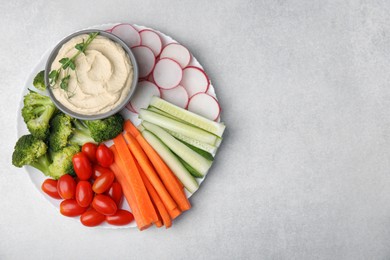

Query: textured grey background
[2,0,390,259]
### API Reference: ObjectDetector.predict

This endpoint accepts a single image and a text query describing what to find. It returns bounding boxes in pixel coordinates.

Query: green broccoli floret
[22,91,57,139]
[49,113,73,151]
[69,114,124,146]
[48,145,80,179]
[12,134,52,176]
[84,113,124,143]
[33,70,46,91]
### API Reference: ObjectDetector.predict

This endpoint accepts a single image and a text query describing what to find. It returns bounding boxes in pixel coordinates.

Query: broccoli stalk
[12,135,52,176]
[68,119,96,146]
[22,91,57,139]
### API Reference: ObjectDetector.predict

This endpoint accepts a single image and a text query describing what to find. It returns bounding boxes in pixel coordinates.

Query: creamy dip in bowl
[45,30,138,120]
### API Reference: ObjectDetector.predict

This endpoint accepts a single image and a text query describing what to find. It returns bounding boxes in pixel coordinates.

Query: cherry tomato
[105,182,123,207]
[75,181,94,207]
[60,199,88,217]
[41,179,61,199]
[96,144,114,167]
[106,209,134,226]
[92,170,115,194]
[72,152,93,180]
[92,194,117,216]
[81,142,98,163]
[57,174,76,199]
[80,208,106,227]
[92,165,112,180]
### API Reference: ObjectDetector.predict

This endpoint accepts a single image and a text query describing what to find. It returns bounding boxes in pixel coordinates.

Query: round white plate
[16,23,219,229]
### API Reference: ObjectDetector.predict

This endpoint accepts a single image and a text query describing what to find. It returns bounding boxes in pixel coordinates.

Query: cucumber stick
[141,130,199,193]
[139,109,220,146]
[142,121,213,176]
[163,128,218,154]
[177,156,204,178]
[149,96,226,137]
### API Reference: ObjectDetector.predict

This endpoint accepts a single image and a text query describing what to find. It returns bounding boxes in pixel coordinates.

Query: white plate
[16,23,219,229]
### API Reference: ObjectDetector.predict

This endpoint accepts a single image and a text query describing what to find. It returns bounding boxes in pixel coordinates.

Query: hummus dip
[51,34,133,115]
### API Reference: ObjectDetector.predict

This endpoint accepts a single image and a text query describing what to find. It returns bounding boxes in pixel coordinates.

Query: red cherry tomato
[96,144,114,167]
[75,181,94,207]
[81,142,98,163]
[92,170,115,194]
[60,199,88,217]
[41,179,61,199]
[72,152,93,180]
[105,182,123,207]
[80,208,106,227]
[92,165,113,180]
[57,174,76,199]
[106,209,134,226]
[92,194,117,216]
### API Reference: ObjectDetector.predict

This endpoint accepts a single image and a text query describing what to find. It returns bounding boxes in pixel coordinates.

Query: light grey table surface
[2,0,390,259]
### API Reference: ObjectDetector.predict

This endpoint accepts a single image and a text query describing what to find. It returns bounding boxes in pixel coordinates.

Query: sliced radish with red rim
[139,29,162,57]
[130,81,161,113]
[187,93,221,121]
[180,66,209,97]
[131,46,156,78]
[153,58,183,90]
[125,102,137,113]
[111,23,141,48]
[160,43,191,68]
[161,85,189,109]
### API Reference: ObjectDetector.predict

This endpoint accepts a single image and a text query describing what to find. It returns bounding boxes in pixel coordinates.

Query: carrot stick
[113,134,159,225]
[136,163,173,228]
[124,132,177,211]
[109,146,149,231]
[123,120,191,211]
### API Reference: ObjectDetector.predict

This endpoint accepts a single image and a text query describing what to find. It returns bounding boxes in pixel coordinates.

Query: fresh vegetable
[81,143,98,163]
[48,145,80,179]
[129,81,160,113]
[49,113,73,152]
[180,66,209,97]
[21,90,57,139]
[111,23,141,48]
[187,92,221,121]
[131,46,156,78]
[92,170,115,194]
[57,174,76,199]
[160,85,189,109]
[149,96,225,137]
[106,209,134,226]
[95,143,114,167]
[75,181,94,207]
[72,152,93,180]
[33,70,46,91]
[60,199,87,217]
[105,182,123,207]
[80,208,106,227]
[153,58,183,89]
[41,179,61,199]
[92,194,117,216]
[139,29,162,56]
[160,43,191,68]
[92,164,111,180]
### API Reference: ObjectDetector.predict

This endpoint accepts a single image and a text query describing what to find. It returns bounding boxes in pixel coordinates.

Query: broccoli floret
[49,113,73,151]
[84,113,124,143]
[33,70,46,91]
[48,145,80,179]
[69,114,124,145]
[22,91,57,139]
[12,134,52,176]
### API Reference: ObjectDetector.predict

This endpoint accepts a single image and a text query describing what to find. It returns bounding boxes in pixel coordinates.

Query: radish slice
[153,58,183,90]
[130,81,161,113]
[161,85,189,109]
[160,43,191,68]
[187,93,221,121]
[139,29,162,57]
[111,23,141,48]
[125,102,137,113]
[131,46,156,78]
[180,66,209,97]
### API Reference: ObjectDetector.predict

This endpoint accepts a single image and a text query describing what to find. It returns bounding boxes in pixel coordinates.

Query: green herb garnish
[49,32,99,96]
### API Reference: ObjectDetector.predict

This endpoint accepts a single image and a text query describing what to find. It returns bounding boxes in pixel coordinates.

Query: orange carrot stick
[109,146,149,230]
[124,132,178,211]
[113,134,159,225]
[123,120,191,212]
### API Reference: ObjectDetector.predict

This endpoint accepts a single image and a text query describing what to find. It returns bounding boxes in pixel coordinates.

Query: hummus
[51,34,133,115]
